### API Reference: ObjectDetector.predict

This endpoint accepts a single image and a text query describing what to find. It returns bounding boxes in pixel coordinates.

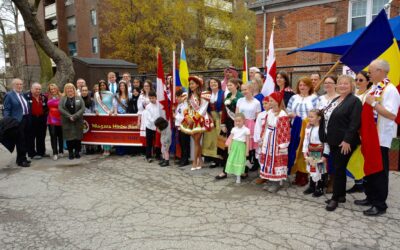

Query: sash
[95,92,112,114]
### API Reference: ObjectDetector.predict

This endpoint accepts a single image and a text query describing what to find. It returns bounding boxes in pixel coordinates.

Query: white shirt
[15,91,28,115]
[137,94,150,114]
[370,83,400,148]
[231,126,250,142]
[236,97,261,120]
[143,101,164,131]
[316,94,338,110]
[175,101,188,127]
[108,82,118,94]
[287,94,318,119]
[302,125,330,155]
[254,110,267,143]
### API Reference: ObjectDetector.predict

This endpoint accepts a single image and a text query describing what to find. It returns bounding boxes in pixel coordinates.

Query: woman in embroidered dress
[94,80,114,156]
[287,77,318,186]
[275,71,295,107]
[113,80,132,155]
[236,83,261,177]
[215,78,244,180]
[180,76,210,170]
[47,83,63,161]
[259,91,291,192]
[202,78,224,168]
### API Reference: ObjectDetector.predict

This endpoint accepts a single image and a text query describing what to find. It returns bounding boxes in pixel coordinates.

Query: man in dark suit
[25,82,49,159]
[3,78,31,167]
[108,72,118,95]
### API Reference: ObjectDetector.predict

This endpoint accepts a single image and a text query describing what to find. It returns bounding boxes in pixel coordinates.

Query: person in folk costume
[287,76,318,187]
[302,109,330,197]
[236,83,261,178]
[202,78,225,168]
[180,76,212,170]
[94,80,114,156]
[355,60,400,216]
[224,112,250,184]
[215,78,244,180]
[113,80,132,155]
[275,71,295,108]
[315,75,339,193]
[254,96,272,185]
[221,66,239,94]
[345,71,373,194]
[259,91,291,193]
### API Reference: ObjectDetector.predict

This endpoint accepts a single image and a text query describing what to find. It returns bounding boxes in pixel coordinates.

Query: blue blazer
[3,91,28,122]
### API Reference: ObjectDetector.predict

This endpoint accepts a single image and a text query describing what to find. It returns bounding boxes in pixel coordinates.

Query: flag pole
[245,35,249,83]
[314,60,341,92]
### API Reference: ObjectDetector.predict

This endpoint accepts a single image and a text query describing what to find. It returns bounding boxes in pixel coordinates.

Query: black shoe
[241,173,248,179]
[346,184,364,193]
[303,186,315,195]
[68,154,74,160]
[160,160,169,167]
[179,160,189,167]
[209,162,218,168]
[26,160,31,164]
[354,199,371,206]
[215,173,227,180]
[75,153,81,159]
[325,197,346,204]
[363,206,386,216]
[326,200,338,211]
[18,161,30,167]
[313,189,324,197]
[158,159,166,166]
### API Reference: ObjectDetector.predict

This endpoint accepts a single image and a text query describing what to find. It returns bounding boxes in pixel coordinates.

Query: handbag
[217,132,227,149]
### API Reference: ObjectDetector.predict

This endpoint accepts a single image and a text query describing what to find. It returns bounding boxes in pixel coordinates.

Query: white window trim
[348,0,391,32]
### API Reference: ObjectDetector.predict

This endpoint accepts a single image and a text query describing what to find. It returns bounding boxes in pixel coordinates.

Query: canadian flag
[157,50,170,120]
[261,29,276,96]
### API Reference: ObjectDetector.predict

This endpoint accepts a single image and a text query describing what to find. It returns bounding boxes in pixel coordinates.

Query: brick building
[248,0,400,73]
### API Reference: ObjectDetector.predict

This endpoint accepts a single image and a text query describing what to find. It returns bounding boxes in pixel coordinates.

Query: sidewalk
[1,145,400,249]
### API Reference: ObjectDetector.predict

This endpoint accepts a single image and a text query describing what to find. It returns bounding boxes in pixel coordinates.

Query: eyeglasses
[355,78,365,82]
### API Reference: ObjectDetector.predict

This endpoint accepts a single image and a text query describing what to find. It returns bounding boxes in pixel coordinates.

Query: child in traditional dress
[302,109,329,197]
[225,113,250,184]
[259,92,291,193]
[155,117,171,167]
[254,96,272,184]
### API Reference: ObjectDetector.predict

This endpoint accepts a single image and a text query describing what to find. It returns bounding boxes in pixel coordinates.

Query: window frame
[90,9,97,26]
[92,37,98,54]
[348,0,390,32]
[67,15,76,32]
[68,42,77,56]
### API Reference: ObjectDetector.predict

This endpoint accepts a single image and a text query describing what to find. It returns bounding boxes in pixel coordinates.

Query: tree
[99,0,255,73]
[11,0,74,88]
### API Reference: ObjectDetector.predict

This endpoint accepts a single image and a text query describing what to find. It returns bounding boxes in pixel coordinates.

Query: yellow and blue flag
[179,40,189,90]
[341,9,400,85]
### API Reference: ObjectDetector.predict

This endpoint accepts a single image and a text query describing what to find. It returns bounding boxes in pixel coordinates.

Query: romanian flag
[242,44,248,84]
[340,9,400,176]
[179,40,189,90]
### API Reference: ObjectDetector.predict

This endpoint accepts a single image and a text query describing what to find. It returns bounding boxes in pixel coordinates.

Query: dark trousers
[330,144,354,201]
[48,125,63,155]
[178,130,190,161]
[66,140,81,155]
[146,128,155,159]
[16,116,29,164]
[27,115,47,157]
[364,147,389,210]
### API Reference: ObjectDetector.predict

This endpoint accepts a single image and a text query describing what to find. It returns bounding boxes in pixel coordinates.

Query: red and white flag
[262,29,276,96]
[157,49,170,120]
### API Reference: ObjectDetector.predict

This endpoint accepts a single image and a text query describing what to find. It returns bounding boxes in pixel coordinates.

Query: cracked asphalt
[1,145,400,249]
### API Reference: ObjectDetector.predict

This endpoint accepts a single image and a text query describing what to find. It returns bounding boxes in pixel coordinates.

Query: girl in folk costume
[225,113,250,184]
[259,91,291,193]
[94,80,114,156]
[253,96,271,184]
[202,78,224,168]
[236,83,261,177]
[302,109,330,197]
[180,76,212,170]
[215,78,244,180]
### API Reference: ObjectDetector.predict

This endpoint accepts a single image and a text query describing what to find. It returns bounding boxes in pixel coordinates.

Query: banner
[82,114,143,146]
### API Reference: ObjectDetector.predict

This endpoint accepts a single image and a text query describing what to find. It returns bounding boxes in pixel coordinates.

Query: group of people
[2,59,399,217]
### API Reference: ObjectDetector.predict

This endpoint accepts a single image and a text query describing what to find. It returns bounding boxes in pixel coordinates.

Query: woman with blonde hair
[59,83,85,160]
[47,83,63,161]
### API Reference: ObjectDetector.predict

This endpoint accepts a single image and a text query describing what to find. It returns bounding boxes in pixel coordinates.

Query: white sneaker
[58,153,64,158]
[53,155,58,161]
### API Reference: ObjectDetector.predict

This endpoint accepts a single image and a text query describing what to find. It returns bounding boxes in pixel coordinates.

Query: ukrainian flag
[179,40,189,90]
[340,9,400,177]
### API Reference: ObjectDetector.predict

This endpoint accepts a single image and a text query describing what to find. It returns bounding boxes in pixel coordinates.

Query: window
[67,16,76,32]
[349,0,390,31]
[65,0,74,6]
[90,9,97,26]
[92,37,98,54]
[68,42,77,56]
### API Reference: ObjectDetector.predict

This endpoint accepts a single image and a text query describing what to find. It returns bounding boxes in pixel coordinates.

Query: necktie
[18,93,28,115]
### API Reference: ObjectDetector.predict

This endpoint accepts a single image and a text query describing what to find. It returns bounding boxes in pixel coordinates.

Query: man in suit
[108,72,118,94]
[122,72,132,93]
[3,78,31,167]
[355,59,400,216]
[25,82,49,159]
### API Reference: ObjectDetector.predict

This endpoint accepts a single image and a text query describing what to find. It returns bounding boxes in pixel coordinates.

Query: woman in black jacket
[320,75,362,211]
